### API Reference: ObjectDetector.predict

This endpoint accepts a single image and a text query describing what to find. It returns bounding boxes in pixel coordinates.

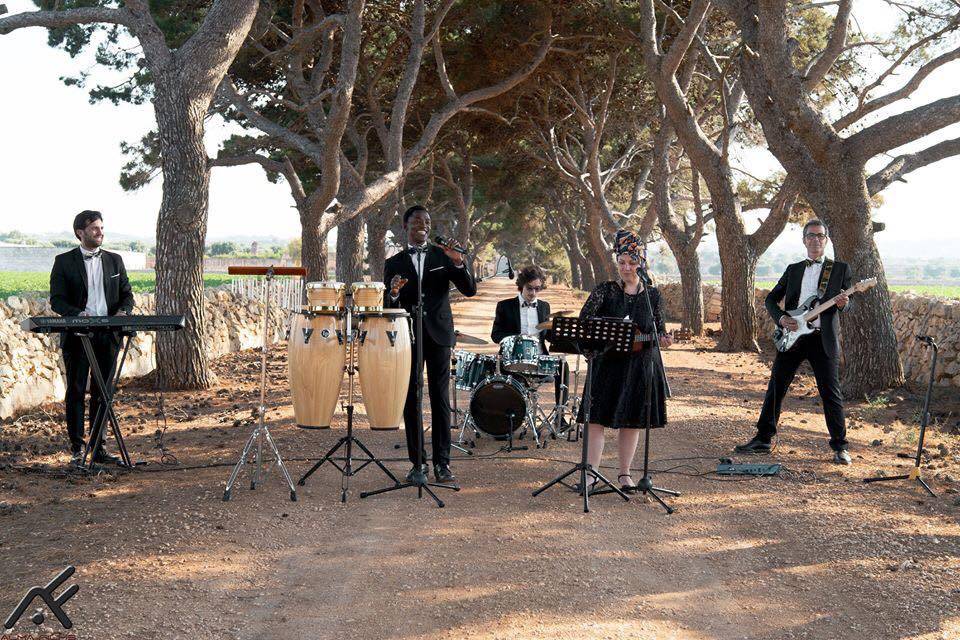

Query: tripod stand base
[532,463,629,513]
[863,472,936,497]
[360,476,460,508]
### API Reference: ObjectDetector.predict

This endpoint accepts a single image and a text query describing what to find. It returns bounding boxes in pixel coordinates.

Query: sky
[0,0,958,259]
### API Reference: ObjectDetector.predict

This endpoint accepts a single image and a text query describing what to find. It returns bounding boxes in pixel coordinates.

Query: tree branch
[801,0,851,90]
[847,93,960,161]
[866,136,960,195]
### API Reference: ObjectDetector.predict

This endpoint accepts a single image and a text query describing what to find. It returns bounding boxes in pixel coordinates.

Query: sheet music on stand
[551,316,635,355]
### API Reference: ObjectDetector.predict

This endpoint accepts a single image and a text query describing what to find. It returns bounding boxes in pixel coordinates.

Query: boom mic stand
[362,248,460,507]
[632,269,680,514]
[864,335,939,497]
[533,316,635,513]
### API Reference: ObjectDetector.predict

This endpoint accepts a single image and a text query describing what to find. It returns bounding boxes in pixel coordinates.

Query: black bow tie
[522,301,537,308]
[83,250,102,260]
[805,258,823,267]
[408,246,427,255]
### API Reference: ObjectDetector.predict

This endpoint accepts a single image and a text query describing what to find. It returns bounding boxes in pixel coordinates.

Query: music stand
[297,292,402,502]
[532,316,636,513]
[223,265,302,502]
[864,336,939,497]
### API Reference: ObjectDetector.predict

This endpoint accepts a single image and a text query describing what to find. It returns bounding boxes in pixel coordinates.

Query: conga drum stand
[297,294,400,502]
[532,316,635,513]
[224,265,301,502]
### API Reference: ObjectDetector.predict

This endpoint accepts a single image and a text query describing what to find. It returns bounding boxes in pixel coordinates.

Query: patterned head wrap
[614,229,644,261]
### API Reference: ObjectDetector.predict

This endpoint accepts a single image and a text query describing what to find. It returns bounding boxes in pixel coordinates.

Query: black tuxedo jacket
[384,245,477,347]
[491,296,551,354]
[765,258,852,358]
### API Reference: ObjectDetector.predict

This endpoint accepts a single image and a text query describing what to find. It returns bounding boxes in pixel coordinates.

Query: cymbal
[536,310,572,331]
[454,330,488,345]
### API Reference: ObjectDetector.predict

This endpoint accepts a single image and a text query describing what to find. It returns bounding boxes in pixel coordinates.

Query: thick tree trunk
[565,246,582,289]
[583,208,613,284]
[301,217,329,282]
[817,169,904,397]
[366,209,390,281]
[675,245,704,335]
[713,193,760,351]
[335,214,366,284]
[153,83,212,390]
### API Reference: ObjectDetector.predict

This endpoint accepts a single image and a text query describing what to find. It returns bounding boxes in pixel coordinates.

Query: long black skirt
[576,350,667,429]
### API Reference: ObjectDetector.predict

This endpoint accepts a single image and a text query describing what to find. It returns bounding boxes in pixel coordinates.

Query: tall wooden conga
[288,312,345,428]
[357,310,411,430]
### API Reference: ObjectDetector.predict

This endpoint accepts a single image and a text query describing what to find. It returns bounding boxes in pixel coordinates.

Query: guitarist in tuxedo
[490,264,569,406]
[50,211,134,466]
[385,205,477,483]
[735,220,853,464]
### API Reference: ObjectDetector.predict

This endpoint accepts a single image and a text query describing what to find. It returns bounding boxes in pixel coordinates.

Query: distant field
[0,271,234,299]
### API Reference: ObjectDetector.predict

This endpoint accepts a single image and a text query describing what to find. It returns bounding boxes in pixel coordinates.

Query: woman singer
[577,229,672,492]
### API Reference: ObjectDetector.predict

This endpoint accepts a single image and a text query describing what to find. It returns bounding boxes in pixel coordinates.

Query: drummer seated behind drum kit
[454,265,572,448]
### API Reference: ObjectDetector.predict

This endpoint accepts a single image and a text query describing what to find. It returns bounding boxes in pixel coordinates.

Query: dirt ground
[2,277,959,640]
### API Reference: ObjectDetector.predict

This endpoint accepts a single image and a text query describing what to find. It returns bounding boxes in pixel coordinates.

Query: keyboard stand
[81,331,135,470]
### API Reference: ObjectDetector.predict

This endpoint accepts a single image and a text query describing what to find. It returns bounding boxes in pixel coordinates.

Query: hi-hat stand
[864,335,939,497]
[223,265,301,502]
[532,316,636,513]
[297,290,401,502]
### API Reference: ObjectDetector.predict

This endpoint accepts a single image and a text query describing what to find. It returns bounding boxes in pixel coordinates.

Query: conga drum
[288,311,345,428]
[350,282,385,313]
[357,310,411,430]
[305,281,345,313]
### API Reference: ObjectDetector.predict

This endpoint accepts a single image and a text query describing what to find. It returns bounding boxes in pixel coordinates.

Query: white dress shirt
[81,247,108,316]
[408,243,428,281]
[518,294,540,339]
[799,258,824,328]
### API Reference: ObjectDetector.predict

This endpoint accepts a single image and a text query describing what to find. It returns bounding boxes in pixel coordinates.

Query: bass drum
[469,375,528,439]
[288,312,345,428]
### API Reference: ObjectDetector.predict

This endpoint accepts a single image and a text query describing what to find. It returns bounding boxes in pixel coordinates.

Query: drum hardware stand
[533,317,635,512]
[297,292,400,502]
[864,335,938,497]
[494,411,528,454]
[599,271,679,514]
[449,357,476,453]
[362,255,461,507]
[224,265,298,502]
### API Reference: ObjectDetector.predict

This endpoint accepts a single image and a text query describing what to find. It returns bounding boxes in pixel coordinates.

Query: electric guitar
[773,277,877,352]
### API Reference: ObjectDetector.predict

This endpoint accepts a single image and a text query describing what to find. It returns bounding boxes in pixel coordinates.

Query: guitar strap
[817,259,834,299]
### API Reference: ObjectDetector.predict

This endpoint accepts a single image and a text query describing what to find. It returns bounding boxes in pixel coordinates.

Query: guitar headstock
[853,277,877,293]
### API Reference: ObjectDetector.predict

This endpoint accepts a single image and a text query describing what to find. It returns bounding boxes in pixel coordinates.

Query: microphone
[916,335,934,345]
[434,235,468,255]
[507,257,514,280]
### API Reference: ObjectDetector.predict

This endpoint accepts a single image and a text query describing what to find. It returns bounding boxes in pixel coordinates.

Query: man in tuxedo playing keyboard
[50,211,134,466]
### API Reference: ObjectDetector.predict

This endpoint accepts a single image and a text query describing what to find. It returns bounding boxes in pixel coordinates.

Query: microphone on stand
[434,235,468,255]
[507,257,514,280]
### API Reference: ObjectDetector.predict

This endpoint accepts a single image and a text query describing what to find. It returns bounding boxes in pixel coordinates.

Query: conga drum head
[351,281,385,312]
[469,375,528,438]
[305,281,345,313]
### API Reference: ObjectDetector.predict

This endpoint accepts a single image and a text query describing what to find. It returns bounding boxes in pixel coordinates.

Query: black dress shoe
[734,436,772,454]
[433,464,456,483]
[405,463,429,483]
[70,450,84,467]
[93,451,122,465]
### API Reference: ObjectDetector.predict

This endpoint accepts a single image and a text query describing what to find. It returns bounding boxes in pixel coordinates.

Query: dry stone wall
[657,283,960,389]
[0,289,286,419]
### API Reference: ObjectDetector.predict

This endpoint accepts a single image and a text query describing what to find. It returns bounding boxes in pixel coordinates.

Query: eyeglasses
[804,232,827,240]
[524,285,544,292]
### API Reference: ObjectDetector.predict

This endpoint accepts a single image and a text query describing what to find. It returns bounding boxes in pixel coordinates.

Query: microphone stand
[361,247,460,507]
[634,269,679,514]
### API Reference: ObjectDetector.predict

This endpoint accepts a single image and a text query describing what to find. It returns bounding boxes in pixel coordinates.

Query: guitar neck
[804,284,857,322]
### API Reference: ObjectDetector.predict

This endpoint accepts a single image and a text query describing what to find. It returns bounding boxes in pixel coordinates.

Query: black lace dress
[576,280,668,429]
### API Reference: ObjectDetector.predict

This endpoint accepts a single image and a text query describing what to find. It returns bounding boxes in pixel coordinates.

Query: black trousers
[756,332,847,451]
[403,331,452,467]
[62,333,120,453]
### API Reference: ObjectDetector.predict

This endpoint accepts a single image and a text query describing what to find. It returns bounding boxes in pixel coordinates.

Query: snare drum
[305,281,345,313]
[454,350,496,391]
[499,334,540,374]
[351,282,385,312]
[469,375,529,438]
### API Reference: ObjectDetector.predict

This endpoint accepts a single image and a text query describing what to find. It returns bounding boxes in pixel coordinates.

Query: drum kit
[453,332,573,450]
